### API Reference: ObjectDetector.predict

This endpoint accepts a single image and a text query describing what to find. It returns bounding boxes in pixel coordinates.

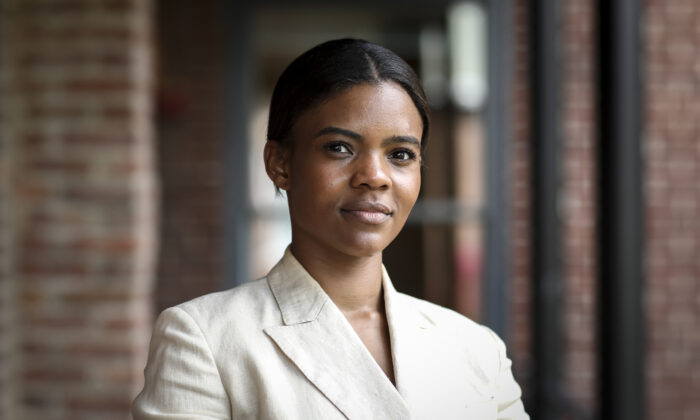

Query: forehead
[292,82,424,140]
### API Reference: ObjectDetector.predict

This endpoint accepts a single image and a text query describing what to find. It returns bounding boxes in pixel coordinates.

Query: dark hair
[267,38,430,152]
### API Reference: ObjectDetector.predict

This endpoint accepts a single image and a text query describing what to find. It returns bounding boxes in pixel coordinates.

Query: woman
[133,39,528,419]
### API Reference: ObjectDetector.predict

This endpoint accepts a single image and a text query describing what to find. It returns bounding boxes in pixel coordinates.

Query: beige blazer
[133,249,528,419]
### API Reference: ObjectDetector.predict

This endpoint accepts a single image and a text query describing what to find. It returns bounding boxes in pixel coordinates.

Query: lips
[340,201,393,225]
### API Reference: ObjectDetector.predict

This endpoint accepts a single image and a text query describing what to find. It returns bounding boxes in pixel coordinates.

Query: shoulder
[155,277,280,343]
[176,277,274,319]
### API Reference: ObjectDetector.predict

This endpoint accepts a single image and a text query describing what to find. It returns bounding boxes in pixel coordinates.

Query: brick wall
[645,0,700,418]
[561,0,597,415]
[154,0,226,313]
[1,4,16,415]
[0,0,156,418]
[511,0,700,418]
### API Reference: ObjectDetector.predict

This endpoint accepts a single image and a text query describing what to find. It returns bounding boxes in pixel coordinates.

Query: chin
[341,246,384,258]
[335,235,394,258]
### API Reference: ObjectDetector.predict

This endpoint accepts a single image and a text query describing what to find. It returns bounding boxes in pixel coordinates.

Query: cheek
[292,150,335,179]
[292,163,345,205]
[396,169,421,205]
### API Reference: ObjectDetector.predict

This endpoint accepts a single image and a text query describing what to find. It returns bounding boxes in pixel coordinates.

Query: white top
[133,248,528,419]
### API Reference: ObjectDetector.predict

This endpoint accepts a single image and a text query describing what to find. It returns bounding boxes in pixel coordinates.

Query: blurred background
[0,0,697,419]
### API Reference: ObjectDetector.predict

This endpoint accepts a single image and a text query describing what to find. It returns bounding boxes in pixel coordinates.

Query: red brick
[18,0,88,14]
[23,367,84,383]
[72,237,136,254]
[67,343,133,358]
[64,131,133,145]
[67,396,132,412]
[64,80,132,93]
[27,158,88,174]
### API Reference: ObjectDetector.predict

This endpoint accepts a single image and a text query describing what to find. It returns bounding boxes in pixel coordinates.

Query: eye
[324,141,352,154]
[388,148,417,163]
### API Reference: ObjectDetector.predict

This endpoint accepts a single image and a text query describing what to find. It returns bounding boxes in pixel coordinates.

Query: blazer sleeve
[485,327,529,420]
[133,307,230,420]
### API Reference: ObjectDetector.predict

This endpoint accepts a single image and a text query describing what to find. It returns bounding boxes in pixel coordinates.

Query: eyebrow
[381,135,421,148]
[315,126,362,140]
[315,126,421,148]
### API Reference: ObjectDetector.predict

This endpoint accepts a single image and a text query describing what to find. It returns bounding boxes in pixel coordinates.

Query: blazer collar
[266,247,329,325]
[264,248,410,419]
[266,247,426,328]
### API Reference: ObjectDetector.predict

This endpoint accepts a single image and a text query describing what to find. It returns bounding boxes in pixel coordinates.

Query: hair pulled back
[267,38,430,152]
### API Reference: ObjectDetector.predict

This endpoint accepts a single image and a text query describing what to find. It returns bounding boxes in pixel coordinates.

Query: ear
[263,140,291,191]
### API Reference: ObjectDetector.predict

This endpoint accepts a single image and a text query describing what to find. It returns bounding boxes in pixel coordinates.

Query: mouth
[340,201,393,225]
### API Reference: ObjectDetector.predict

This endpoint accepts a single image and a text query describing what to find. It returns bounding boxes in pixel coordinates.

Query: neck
[290,240,384,313]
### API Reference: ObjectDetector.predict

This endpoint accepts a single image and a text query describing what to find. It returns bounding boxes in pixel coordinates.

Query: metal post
[596,0,644,418]
[483,0,511,341]
[223,3,252,288]
[530,0,563,418]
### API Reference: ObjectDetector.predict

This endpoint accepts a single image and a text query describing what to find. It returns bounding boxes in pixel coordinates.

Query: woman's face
[283,81,423,258]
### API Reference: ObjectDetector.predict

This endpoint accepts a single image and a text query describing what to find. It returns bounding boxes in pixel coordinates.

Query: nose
[350,152,391,190]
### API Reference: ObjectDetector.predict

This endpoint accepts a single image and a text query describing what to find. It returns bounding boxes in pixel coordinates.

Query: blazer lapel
[263,250,409,420]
